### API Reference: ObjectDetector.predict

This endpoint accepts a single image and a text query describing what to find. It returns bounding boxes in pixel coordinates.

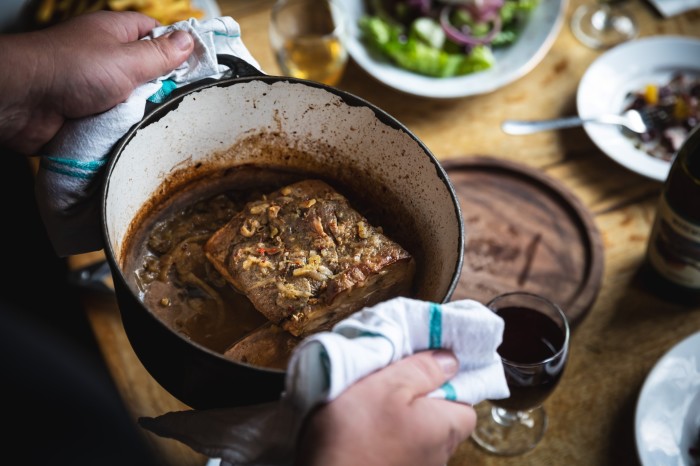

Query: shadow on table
[600,261,698,465]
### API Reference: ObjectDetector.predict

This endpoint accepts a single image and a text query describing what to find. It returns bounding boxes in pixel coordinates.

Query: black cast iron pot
[101,56,464,409]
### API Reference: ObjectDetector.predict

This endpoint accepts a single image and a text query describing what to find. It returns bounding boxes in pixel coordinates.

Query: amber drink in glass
[269,0,348,86]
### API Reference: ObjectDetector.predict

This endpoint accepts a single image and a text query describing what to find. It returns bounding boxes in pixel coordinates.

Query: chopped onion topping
[439,5,502,46]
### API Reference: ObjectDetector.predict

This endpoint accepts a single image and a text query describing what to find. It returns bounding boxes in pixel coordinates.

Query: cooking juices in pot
[132,188,268,355]
[123,166,417,370]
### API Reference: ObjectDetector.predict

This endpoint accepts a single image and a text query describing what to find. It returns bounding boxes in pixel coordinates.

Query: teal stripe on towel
[429,302,442,349]
[214,31,240,38]
[441,382,457,401]
[147,79,177,103]
[41,157,104,179]
[42,163,94,180]
[46,156,106,171]
[320,348,331,388]
[358,330,384,338]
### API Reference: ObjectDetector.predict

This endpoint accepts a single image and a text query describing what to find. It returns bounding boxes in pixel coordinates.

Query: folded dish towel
[140,297,509,466]
[34,16,261,257]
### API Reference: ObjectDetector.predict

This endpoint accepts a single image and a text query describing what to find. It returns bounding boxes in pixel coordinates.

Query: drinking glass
[471,291,570,456]
[570,0,638,49]
[269,0,348,86]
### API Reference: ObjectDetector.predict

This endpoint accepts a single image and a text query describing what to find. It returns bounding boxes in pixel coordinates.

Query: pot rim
[100,74,465,371]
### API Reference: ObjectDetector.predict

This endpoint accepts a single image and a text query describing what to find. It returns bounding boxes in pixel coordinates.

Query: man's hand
[0,11,194,154]
[296,350,477,466]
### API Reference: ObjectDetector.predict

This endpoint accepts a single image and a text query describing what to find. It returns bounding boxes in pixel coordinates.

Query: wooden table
[68,1,700,464]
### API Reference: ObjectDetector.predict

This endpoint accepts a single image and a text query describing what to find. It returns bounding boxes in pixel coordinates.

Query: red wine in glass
[471,292,570,456]
[490,306,568,412]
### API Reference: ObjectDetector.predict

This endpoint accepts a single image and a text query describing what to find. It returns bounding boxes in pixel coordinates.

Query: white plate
[576,36,700,182]
[336,0,567,99]
[635,331,700,466]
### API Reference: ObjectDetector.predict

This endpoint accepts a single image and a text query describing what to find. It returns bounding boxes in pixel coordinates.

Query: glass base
[570,4,638,49]
[471,402,547,456]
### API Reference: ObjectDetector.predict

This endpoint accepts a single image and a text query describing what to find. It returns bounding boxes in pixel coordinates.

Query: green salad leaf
[359,15,494,78]
[359,0,539,78]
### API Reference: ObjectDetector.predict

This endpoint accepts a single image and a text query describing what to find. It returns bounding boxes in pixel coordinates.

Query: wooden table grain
[67,1,700,464]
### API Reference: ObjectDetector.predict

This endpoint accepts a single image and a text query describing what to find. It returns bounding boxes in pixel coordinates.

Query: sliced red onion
[460,0,505,22]
[439,5,502,46]
[407,0,433,15]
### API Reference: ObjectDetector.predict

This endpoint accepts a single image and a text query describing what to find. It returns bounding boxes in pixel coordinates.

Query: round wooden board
[442,156,605,328]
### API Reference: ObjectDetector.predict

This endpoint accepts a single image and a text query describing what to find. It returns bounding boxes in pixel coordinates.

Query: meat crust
[204,179,415,337]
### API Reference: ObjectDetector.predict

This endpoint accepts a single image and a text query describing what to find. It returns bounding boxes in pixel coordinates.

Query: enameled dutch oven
[101,56,464,409]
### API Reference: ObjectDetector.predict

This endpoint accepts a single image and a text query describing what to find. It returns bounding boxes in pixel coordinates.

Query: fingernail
[168,30,193,51]
[432,350,458,376]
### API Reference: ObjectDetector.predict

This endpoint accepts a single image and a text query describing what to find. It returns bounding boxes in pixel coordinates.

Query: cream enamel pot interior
[101,56,464,409]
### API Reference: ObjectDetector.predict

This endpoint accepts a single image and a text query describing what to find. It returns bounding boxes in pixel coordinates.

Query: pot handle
[216,54,266,79]
[142,54,265,116]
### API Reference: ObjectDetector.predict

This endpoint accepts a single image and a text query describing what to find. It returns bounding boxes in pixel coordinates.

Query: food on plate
[204,179,416,337]
[358,0,539,77]
[622,73,700,162]
[34,0,204,28]
[128,173,415,369]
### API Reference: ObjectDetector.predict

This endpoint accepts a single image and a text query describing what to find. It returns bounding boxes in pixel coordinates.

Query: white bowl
[337,0,567,98]
[577,35,700,182]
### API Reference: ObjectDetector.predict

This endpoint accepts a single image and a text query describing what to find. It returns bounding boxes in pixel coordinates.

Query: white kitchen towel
[140,297,509,466]
[34,16,261,257]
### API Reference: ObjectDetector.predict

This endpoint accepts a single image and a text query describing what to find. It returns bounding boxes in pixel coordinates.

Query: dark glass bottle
[644,125,700,305]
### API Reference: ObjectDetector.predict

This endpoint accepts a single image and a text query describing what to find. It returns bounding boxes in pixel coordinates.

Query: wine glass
[570,0,639,49]
[471,291,570,456]
[269,0,348,86]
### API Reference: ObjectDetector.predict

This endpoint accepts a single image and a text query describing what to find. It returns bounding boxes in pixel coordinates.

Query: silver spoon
[501,108,652,135]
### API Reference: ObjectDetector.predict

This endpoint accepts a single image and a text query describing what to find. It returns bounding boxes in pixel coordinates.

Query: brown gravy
[123,166,419,361]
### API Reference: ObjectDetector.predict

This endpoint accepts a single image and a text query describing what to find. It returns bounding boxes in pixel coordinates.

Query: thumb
[371,350,459,398]
[128,30,194,84]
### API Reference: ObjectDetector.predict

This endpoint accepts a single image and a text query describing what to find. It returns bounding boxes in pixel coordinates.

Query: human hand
[0,11,194,155]
[295,349,477,466]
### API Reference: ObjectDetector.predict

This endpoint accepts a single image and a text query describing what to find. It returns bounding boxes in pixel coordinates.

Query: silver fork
[501,108,665,135]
